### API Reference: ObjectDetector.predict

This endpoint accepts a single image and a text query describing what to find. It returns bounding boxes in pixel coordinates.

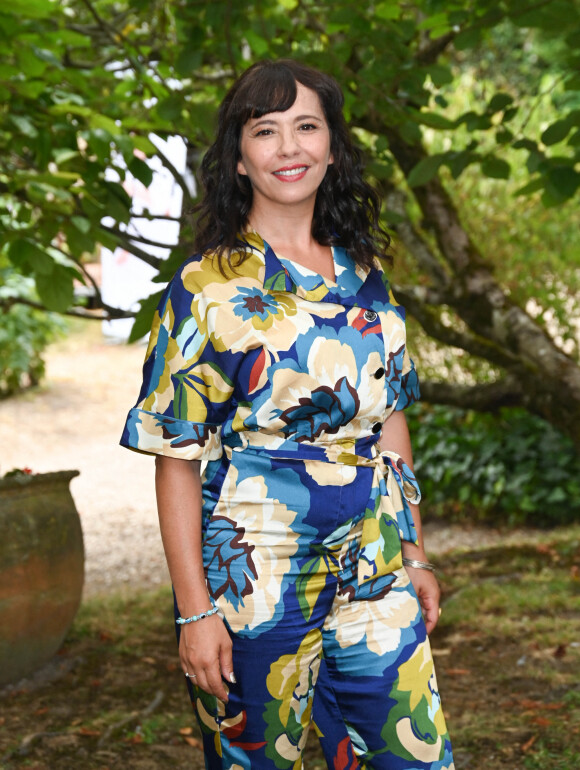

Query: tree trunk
[382,126,580,450]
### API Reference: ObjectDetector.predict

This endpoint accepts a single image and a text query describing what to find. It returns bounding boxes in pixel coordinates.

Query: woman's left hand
[406,566,441,635]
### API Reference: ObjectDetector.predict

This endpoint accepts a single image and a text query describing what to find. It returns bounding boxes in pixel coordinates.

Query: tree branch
[381,184,450,286]
[415,31,456,65]
[0,296,134,321]
[99,223,178,251]
[392,283,522,369]
[76,0,169,87]
[97,227,164,269]
[419,377,525,412]
[151,141,194,205]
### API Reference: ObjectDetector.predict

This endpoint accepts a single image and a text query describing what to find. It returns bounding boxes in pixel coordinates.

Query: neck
[248,201,316,253]
[247,204,335,282]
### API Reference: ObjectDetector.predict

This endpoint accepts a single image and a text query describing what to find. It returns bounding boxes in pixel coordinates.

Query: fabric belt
[223,434,421,586]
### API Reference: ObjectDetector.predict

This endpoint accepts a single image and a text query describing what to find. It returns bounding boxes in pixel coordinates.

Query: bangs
[238,66,298,123]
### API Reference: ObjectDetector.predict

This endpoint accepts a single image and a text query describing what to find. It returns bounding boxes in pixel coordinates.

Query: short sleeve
[120,261,237,461]
[396,350,420,411]
[376,265,421,413]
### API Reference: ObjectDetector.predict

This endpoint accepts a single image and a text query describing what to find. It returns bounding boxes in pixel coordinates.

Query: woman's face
[237,83,333,215]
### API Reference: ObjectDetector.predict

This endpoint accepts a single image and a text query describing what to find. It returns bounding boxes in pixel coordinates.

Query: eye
[254,128,274,137]
[298,123,318,131]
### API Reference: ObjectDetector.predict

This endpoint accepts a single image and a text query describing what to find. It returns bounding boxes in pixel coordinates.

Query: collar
[236,230,393,311]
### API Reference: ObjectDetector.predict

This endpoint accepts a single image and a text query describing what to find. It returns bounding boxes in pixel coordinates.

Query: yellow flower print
[192,278,311,355]
[324,569,418,656]
[388,639,448,763]
[210,463,302,632]
[263,629,322,768]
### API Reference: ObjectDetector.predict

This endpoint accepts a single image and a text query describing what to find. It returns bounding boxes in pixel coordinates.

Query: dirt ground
[0,321,541,599]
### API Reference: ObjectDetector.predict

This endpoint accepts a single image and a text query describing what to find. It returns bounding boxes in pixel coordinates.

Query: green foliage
[1,0,579,315]
[1,0,579,443]
[407,405,580,525]
[0,269,66,397]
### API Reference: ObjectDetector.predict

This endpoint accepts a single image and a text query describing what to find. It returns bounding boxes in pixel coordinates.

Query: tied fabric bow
[337,449,421,585]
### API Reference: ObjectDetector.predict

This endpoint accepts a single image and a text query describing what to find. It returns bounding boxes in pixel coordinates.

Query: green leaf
[451,27,482,50]
[128,290,165,343]
[130,135,158,156]
[89,113,120,135]
[514,177,544,196]
[375,1,401,20]
[7,0,54,18]
[49,103,92,117]
[52,148,79,165]
[9,114,39,138]
[71,216,91,234]
[457,111,493,131]
[488,93,514,113]
[481,157,511,179]
[415,111,456,130]
[545,166,580,202]
[447,151,476,179]
[513,138,538,152]
[66,228,95,257]
[502,107,519,123]
[157,93,184,122]
[128,156,154,188]
[175,47,203,76]
[426,64,453,88]
[417,12,449,31]
[244,29,270,56]
[399,121,422,145]
[541,119,572,146]
[35,263,74,312]
[8,239,53,274]
[495,128,513,145]
[407,154,443,187]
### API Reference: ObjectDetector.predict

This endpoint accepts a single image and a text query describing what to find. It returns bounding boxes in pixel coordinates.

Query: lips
[273,165,309,179]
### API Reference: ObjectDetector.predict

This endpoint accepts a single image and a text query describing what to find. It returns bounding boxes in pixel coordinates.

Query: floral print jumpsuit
[121,231,454,769]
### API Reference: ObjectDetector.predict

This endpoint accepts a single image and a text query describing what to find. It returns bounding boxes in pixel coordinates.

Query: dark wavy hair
[193,59,391,271]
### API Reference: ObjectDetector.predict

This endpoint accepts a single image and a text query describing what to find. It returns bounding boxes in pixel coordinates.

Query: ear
[237,158,248,176]
[328,151,334,166]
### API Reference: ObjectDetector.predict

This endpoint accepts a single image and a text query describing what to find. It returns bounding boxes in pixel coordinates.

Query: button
[372,422,382,434]
[374,367,385,379]
[364,309,378,322]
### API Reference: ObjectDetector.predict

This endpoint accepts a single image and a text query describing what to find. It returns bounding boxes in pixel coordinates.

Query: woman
[122,59,454,770]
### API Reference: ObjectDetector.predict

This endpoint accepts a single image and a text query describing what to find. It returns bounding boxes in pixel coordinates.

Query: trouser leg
[188,626,324,769]
[313,569,455,769]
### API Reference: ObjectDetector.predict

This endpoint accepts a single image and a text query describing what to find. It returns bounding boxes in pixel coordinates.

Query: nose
[277,127,300,156]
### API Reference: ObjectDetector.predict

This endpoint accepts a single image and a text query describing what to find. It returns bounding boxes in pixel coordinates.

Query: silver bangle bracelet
[402,557,437,573]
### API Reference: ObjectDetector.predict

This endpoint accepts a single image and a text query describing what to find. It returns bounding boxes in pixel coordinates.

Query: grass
[1,526,579,769]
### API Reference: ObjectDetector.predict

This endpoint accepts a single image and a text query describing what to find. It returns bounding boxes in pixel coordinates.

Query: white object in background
[101,135,188,341]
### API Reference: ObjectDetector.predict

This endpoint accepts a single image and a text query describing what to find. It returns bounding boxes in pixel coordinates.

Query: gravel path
[0,323,535,598]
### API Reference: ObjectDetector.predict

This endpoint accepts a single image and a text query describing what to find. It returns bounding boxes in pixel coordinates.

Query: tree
[1,0,579,447]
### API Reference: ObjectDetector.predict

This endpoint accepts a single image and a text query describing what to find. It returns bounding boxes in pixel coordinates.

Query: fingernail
[229,672,237,684]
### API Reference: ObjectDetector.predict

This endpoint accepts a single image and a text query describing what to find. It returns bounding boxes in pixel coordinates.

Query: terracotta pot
[0,470,84,687]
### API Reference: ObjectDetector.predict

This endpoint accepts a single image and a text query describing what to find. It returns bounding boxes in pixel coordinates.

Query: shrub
[407,404,580,527]
[0,271,66,398]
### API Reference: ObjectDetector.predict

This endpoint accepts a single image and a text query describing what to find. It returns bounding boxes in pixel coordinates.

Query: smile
[273,166,309,178]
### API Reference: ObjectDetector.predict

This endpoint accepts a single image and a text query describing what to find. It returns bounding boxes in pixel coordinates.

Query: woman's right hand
[179,612,234,702]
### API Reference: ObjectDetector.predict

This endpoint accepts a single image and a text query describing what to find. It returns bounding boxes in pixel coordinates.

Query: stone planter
[0,470,84,687]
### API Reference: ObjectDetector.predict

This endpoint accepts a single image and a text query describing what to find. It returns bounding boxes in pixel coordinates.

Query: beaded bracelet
[402,557,437,573]
[176,605,219,625]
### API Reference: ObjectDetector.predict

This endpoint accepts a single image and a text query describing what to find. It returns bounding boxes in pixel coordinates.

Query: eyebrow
[249,114,324,127]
